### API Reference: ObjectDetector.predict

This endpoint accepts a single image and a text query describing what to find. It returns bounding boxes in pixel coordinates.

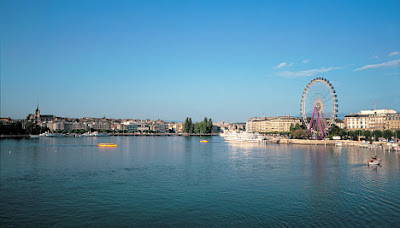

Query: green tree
[383,130,393,140]
[291,129,308,139]
[201,117,208,133]
[25,122,44,135]
[364,130,371,140]
[339,129,347,139]
[208,118,213,133]
[193,123,201,134]
[184,117,189,133]
[188,118,193,133]
[348,130,359,141]
[395,130,400,140]
[0,122,25,135]
[290,123,294,132]
[329,125,340,136]
[373,130,382,141]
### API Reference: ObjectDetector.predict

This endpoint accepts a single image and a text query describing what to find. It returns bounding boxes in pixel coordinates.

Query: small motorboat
[97,143,117,148]
[200,140,209,143]
[368,157,381,165]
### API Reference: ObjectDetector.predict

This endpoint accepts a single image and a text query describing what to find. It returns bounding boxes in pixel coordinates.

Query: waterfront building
[71,122,88,130]
[246,116,301,133]
[127,123,139,133]
[46,121,64,131]
[218,122,245,132]
[88,122,111,131]
[335,119,345,129]
[34,105,40,122]
[164,122,175,133]
[385,114,400,130]
[345,109,398,131]
[174,123,183,133]
[137,123,150,132]
[30,105,56,123]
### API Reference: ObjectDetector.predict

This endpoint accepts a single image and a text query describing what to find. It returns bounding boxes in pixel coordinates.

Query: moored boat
[221,131,266,143]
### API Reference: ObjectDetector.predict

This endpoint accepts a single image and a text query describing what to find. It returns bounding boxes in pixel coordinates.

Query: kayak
[200,140,209,143]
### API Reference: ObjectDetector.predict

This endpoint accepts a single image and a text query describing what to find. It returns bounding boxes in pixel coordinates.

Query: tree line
[183,117,213,134]
[287,123,400,141]
[0,122,49,135]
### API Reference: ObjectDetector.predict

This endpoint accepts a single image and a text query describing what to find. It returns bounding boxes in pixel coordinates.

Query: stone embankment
[277,138,389,148]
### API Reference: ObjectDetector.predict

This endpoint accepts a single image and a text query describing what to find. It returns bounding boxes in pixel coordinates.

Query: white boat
[81,131,109,137]
[82,132,91,137]
[368,158,381,165]
[222,131,239,141]
[39,132,64,137]
[90,132,109,137]
[335,141,343,147]
[221,131,265,143]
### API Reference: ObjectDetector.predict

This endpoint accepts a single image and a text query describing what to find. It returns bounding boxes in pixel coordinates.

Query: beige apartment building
[246,116,301,133]
[345,109,398,131]
[174,123,184,133]
[385,114,400,130]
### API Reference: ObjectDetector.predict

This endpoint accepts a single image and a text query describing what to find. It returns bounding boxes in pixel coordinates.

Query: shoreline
[0,133,219,139]
[276,138,398,150]
[1,134,397,149]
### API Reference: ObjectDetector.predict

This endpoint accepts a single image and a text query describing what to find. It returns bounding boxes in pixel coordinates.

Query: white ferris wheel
[300,77,338,139]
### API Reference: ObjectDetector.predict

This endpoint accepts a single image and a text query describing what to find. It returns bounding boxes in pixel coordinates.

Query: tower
[35,104,41,123]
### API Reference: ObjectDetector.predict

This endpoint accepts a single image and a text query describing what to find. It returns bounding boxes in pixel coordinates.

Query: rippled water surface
[1,136,400,227]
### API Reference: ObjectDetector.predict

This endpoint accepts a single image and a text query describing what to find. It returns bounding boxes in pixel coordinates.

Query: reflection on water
[1,136,400,227]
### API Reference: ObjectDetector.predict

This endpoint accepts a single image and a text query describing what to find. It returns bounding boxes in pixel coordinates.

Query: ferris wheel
[300,77,338,139]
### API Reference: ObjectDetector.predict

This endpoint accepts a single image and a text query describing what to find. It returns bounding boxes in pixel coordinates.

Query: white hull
[368,159,381,165]
[39,133,65,137]
[220,131,266,143]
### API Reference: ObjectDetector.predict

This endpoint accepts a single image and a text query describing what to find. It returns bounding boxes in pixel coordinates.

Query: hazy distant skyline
[1,0,399,122]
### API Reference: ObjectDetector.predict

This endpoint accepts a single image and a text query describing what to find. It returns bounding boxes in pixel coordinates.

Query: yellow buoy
[97,143,117,147]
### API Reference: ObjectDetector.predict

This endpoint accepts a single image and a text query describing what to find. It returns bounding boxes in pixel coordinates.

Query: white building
[246,116,301,133]
[345,109,397,131]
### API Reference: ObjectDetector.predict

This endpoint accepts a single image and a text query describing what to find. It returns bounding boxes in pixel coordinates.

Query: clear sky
[1,0,399,122]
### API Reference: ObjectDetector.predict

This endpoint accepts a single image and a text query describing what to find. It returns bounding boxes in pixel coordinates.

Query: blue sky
[1,0,399,122]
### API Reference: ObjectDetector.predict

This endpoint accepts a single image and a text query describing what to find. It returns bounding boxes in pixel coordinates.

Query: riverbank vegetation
[0,122,49,135]
[184,117,213,134]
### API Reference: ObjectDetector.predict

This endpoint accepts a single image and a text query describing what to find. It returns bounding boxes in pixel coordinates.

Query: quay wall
[278,139,387,147]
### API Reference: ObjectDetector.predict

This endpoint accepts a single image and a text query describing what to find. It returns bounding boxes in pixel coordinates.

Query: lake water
[1,136,400,227]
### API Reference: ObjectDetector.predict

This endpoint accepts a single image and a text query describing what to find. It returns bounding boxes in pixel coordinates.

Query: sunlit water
[1,136,400,227]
